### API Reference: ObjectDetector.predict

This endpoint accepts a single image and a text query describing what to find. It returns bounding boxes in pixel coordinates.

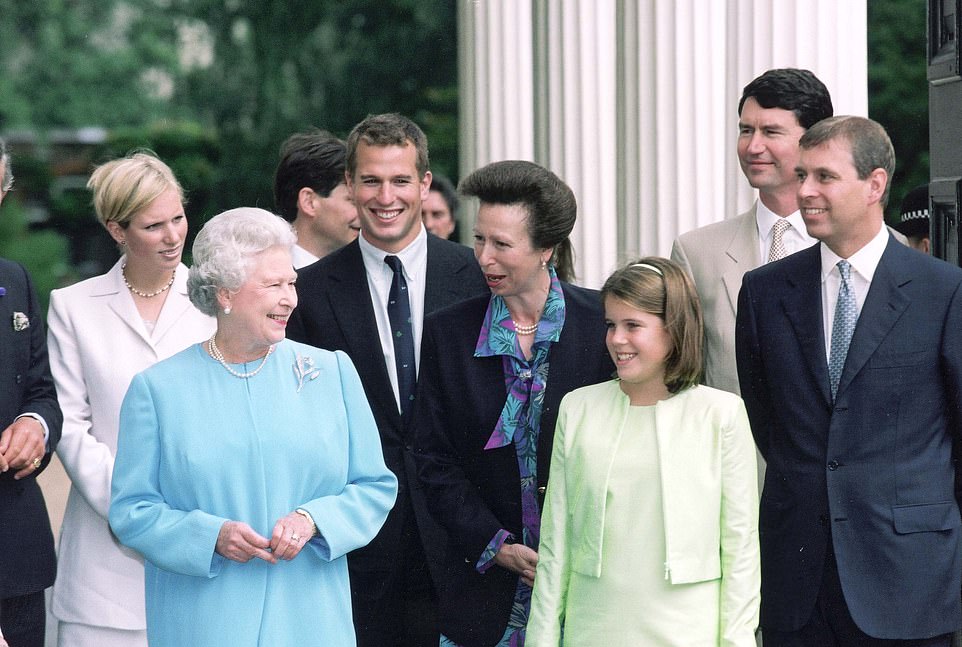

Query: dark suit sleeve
[286,293,308,343]
[941,282,962,504]
[412,316,505,561]
[20,265,62,453]
[735,272,772,460]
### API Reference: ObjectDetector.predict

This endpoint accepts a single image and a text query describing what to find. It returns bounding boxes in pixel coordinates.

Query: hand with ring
[269,511,314,561]
[0,416,46,479]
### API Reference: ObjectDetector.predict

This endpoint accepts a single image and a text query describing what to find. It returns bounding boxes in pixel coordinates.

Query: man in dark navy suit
[0,138,63,647]
[287,114,487,647]
[736,116,962,645]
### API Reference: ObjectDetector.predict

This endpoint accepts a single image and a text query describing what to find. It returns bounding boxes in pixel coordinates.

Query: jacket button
[537,486,546,496]
[15,374,23,384]
[827,460,839,471]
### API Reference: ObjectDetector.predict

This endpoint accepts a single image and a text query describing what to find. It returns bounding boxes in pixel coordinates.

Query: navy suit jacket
[736,237,962,638]
[0,258,62,599]
[286,235,487,582]
[413,283,613,647]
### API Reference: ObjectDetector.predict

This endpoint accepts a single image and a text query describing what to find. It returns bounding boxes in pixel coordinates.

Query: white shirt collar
[755,200,815,261]
[358,225,428,279]
[755,201,808,240]
[819,223,889,284]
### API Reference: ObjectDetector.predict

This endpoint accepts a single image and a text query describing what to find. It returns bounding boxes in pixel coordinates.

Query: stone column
[459,0,868,287]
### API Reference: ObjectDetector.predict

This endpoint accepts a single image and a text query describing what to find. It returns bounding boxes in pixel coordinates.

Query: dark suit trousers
[0,590,45,647]
[764,545,952,647]
[350,494,438,647]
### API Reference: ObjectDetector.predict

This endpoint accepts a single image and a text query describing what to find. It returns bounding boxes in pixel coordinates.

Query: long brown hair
[601,257,704,393]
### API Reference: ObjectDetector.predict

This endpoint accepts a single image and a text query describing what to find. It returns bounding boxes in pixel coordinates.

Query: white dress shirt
[358,226,429,413]
[755,201,816,262]
[291,244,320,270]
[819,224,889,360]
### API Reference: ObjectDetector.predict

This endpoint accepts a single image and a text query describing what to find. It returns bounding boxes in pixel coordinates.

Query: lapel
[152,266,197,343]
[721,205,761,316]
[424,235,469,314]
[101,259,199,351]
[101,258,153,346]
[834,238,910,399]
[325,243,400,426]
[782,246,832,404]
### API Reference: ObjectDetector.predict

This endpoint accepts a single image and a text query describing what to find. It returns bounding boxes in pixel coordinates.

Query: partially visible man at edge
[0,137,63,647]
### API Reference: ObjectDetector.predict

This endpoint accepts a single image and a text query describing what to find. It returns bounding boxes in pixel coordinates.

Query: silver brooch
[12,311,29,332]
[294,354,321,392]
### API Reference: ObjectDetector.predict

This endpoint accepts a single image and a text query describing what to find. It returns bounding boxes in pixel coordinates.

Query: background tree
[0,0,459,279]
[867,0,929,222]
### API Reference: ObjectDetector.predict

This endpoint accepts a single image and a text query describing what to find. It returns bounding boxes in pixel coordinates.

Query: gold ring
[32,457,41,469]
[291,533,300,542]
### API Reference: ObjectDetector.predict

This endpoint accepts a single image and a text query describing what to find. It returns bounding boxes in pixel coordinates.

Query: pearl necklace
[122,263,175,298]
[512,319,539,336]
[207,334,274,378]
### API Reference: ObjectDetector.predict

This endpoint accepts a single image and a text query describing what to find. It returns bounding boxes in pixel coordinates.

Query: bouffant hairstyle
[459,160,577,283]
[600,257,704,393]
[188,208,297,317]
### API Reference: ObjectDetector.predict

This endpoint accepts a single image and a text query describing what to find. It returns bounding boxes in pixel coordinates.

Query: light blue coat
[109,339,398,646]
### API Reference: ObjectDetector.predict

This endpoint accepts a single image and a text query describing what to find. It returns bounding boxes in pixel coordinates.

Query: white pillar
[459,0,868,288]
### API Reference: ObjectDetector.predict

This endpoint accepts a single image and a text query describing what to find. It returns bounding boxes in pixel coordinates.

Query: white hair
[187,207,297,316]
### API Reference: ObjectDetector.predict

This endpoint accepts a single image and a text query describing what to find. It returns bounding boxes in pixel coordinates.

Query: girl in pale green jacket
[528,257,760,647]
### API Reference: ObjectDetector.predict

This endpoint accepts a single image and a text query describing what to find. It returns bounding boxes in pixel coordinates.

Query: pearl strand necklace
[207,334,274,378]
[511,319,539,336]
[122,263,176,298]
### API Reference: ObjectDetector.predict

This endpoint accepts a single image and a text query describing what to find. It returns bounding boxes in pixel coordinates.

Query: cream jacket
[529,381,760,647]
[47,258,215,629]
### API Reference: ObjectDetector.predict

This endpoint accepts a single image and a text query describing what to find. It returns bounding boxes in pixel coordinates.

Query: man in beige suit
[671,68,833,394]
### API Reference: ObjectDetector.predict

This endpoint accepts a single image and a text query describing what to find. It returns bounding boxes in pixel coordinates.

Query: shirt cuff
[476,528,513,573]
[15,413,50,451]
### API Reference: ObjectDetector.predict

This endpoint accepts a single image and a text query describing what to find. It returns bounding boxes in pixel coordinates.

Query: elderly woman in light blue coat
[109,208,397,647]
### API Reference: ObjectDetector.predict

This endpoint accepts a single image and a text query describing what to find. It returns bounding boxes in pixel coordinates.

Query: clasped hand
[0,417,45,479]
[215,511,315,564]
[495,541,539,587]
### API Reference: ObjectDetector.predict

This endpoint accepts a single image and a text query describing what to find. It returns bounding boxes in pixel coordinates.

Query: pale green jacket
[528,381,760,647]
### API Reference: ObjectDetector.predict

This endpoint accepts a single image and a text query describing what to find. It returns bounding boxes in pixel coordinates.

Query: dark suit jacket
[286,235,487,582]
[0,258,62,599]
[413,283,613,647]
[736,237,962,639]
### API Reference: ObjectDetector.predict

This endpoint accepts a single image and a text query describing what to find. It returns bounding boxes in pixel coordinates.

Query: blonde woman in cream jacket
[47,153,214,646]
[528,258,759,647]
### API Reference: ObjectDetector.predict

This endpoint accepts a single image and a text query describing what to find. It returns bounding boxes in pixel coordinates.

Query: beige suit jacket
[671,205,760,395]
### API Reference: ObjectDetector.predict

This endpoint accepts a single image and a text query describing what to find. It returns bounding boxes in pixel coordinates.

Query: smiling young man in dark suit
[286,113,487,647]
[736,116,962,645]
[0,138,63,647]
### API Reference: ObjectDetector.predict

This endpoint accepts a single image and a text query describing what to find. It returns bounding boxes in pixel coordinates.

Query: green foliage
[867,0,929,220]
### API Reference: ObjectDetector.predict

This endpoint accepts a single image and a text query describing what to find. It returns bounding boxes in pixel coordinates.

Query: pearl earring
[224,306,231,315]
